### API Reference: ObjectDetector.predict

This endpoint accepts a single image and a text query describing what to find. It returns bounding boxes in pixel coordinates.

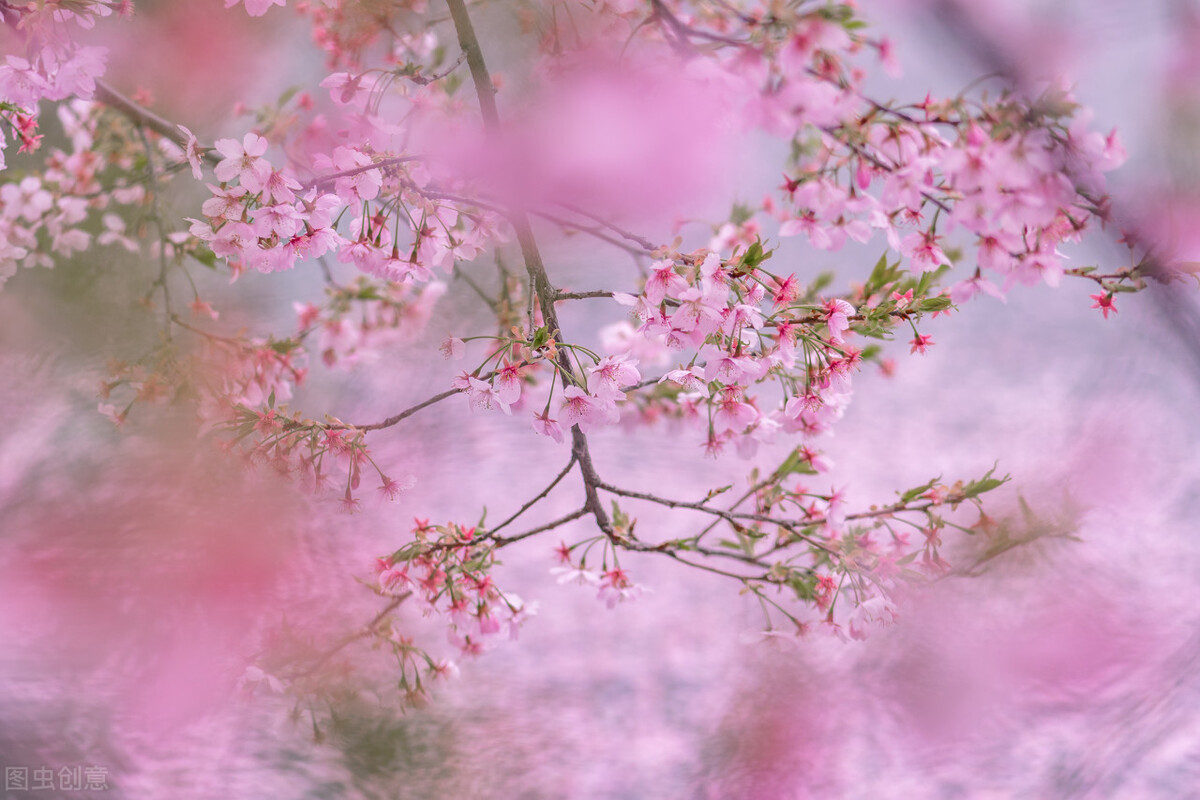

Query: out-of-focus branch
[284,591,412,681]
[94,80,219,164]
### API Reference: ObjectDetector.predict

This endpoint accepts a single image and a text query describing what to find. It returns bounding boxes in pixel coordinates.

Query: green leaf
[730,203,754,226]
[705,484,733,501]
[808,272,834,294]
[919,295,953,313]
[900,476,940,503]
[863,252,901,296]
[962,462,1010,499]
[788,573,817,601]
[772,446,818,481]
[610,500,629,531]
[191,246,218,269]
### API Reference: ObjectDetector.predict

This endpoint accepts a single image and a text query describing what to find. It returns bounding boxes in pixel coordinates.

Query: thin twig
[448,0,615,539]
[488,454,579,536]
[284,592,412,681]
[342,387,463,432]
[493,507,590,546]
[300,155,425,192]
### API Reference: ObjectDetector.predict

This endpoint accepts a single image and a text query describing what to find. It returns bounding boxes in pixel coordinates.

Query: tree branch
[284,592,412,681]
[493,507,590,546]
[448,0,614,538]
[344,387,462,432]
[487,454,579,537]
[94,80,220,165]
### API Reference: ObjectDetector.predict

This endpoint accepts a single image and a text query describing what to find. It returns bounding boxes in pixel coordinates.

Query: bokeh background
[1,1,1199,797]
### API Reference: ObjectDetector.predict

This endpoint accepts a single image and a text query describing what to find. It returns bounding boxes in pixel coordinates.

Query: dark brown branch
[448,0,614,538]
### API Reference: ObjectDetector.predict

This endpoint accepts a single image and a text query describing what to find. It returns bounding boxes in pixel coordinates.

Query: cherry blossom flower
[644,259,687,304]
[252,204,301,239]
[901,229,953,272]
[560,385,617,431]
[261,170,301,205]
[458,375,512,415]
[712,387,757,434]
[177,125,204,180]
[950,273,1005,304]
[1090,293,1117,319]
[225,0,287,17]
[550,564,602,586]
[209,221,257,259]
[910,333,934,355]
[0,57,50,108]
[847,596,899,641]
[1,177,53,222]
[97,214,137,251]
[312,146,381,203]
[660,365,707,391]
[586,354,640,400]
[47,46,107,100]
[531,411,564,443]
[597,568,648,609]
[378,475,414,501]
[189,299,219,320]
[213,133,272,193]
[822,298,855,343]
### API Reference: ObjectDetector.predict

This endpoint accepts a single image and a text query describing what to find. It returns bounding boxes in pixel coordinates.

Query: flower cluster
[445,329,644,443]
[0,100,155,286]
[552,540,649,610]
[607,244,890,458]
[376,519,537,657]
[0,0,118,170]
[294,276,447,368]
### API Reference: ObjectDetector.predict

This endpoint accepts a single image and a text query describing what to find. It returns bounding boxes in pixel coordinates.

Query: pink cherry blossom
[822,298,855,344]
[177,125,205,180]
[225,0,287,17]
[531,411,564,444]
[1090,293,1117,319]
[560,385,616,431]
[586,354,640,400]
[213,133,272,193]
